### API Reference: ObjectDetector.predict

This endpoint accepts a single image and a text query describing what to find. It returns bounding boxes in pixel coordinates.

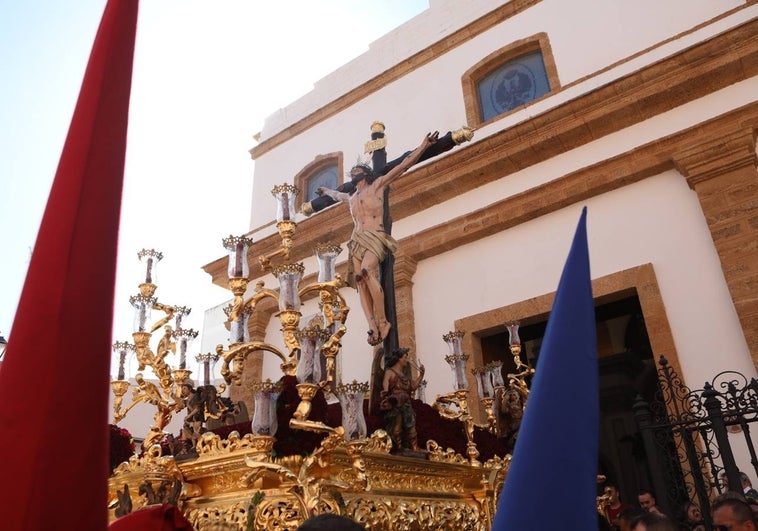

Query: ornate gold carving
[345,497,485,530]
[186,500,254,530]
[253,499,304,530]
[348,498,393,529]
[425,440,468,465]
[111,431,509,529]
[364,121,387,153]
[227,276,248,298]
[196,431,270,457]
[293,382,320,421]
[366,468,466,493]
[113,445,177,477]
[205,472,241,495]
[259,220,299,270]
[364,137,387,153]
[362,429,393,454]
[433,389,482,467]
[138,282,157,298]
[452,125,475,145]
[276,309,303,358]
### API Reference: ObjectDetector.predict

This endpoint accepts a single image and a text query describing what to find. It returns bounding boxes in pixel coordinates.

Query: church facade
[203,0,758,505]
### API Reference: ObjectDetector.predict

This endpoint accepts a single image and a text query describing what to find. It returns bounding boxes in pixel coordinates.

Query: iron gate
[634,356,758,528]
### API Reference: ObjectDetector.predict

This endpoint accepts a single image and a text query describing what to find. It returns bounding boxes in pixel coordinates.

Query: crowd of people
[602,471,758,531]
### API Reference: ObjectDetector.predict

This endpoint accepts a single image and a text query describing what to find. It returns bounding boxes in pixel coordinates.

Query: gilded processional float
[107,125,554,530]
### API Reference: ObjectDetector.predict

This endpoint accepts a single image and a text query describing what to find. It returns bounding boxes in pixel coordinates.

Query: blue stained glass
[306,165,338,201]
[477,50,550,122]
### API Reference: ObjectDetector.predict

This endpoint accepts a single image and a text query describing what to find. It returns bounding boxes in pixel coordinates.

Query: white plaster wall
[524,0,744,84]
[250,1,756,228]
[201,300,233,355]
[258,0,745,141]
[412,173,754,405]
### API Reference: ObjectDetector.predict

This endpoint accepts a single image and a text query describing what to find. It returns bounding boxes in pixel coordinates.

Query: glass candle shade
[315,243,342,282]
[472,366,494,398]
[294,326,330,384]
[137,249,163,285]
[443,331,469,390]
[112,341,134,381]
[444,330,466,356]
[272,263,304,311]
[222,235,253,279]
[507,322,521,348]
[195,353,219,386]
[129,294,155,333]
[489,361,505,388]
[416,379,427,403]
[337,381,369,440]
[251,380,282,436]
[272,184,299,222]
[173,328,198,370]
[224,304,251,345]
[173,305,191,330]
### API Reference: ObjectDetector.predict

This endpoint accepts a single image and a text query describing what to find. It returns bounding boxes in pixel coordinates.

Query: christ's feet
[378,320,391,343]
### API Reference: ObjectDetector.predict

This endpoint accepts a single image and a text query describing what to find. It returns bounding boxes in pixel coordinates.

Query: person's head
[629,512,678,531]
[721,471,730,490]
[385,347,410,368]
[606,483,621,504]
[349,163,375,185]
[296,513,365,530]
[684,501,702,523]
[618,507,647,531]
[180,381,194,397]
[638,490,657,511]
[741,471,754,489]
[712,496,758,530]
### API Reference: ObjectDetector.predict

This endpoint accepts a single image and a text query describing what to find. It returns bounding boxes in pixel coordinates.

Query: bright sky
[0,1,428,360]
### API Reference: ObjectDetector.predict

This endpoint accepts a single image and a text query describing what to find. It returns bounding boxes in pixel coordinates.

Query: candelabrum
[467,322,533,451]
[471,362,504,432]
[503,322,534,400]
[258,183,299,271]
[497,322,533,441]
[433,330,490,467]
[219,184,361,441]
[218,184,372,513]
[111,249,203,451]
[434,325,535,464]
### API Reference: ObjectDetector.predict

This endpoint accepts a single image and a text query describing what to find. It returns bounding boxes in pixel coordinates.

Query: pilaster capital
[673,127,757,189]
[393,249,418,287]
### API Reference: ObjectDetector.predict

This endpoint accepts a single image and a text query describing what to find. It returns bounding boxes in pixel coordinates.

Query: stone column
[673,127,758,366]
[392,249,419,358]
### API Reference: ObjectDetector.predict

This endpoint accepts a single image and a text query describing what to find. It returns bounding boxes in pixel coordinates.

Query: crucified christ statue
[318,131,439,346]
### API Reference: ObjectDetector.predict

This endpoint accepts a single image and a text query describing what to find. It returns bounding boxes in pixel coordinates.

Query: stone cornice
[204,18,758,287]
[401,102,758,261]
